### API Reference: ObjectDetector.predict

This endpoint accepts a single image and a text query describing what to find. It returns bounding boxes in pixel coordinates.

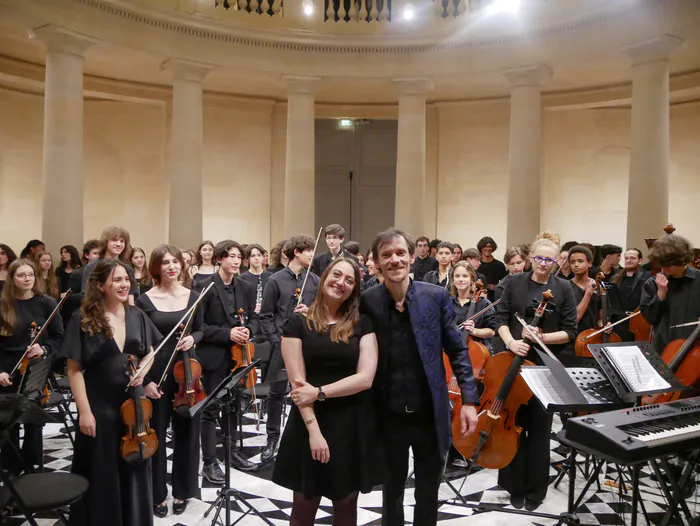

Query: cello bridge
[486,411,501,422]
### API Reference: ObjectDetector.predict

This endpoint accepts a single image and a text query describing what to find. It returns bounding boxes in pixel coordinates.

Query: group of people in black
[1,221,698,526]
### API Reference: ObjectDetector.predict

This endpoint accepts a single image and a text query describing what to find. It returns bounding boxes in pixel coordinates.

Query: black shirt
[423,269,450,288]
[410,256,438,282]
[223,283,237,316]
[570,281,601,333]
[239,270,273,308]
[452,296,497,350]
[478,259,507,301]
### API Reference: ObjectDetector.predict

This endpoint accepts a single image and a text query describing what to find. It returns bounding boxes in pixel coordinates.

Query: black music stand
[195,361,274,526]
[16,356,53,405]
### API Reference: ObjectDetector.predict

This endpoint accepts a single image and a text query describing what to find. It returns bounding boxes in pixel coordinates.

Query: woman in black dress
[61,259,161,526]
[495,234,578,511]
[189,240,218,282]
[273,258,384,526]
[56,245,82,296]
[0,258,63,474]
[0,243,17,296]
[131,247,153,297]
[136,245,203,518]
[36,250,60,300]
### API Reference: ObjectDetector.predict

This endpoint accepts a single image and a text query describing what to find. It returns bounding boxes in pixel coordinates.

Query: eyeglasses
[15,273,35,279]
[532,256,557,266]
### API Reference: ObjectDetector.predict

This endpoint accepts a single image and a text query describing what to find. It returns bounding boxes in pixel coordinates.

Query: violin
[172,321,206,416]
[120,355,158,462]
[575,273,621,357]
[642,318,700,405]
[454,290,553,469]
[231,308,259,428]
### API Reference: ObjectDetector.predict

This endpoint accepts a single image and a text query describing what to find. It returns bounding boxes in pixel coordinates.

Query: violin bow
[157,295,205,389]
[296,227,324,309]
[127,282,214,389]
[670,318,700,329]
[581,310,642,340]
[10,290,72,376]
[514,312,560,362]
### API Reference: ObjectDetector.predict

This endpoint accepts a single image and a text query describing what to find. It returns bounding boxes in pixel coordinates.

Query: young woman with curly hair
[60,259,161,526]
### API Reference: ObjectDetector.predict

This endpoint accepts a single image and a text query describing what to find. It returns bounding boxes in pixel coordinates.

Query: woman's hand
[309,430,330,464]
[79,411,97,437]
[144,382,162,399]
[291,379,318,405]
[462,320,476,335]
[176,335,195,352]
[26,343,45,359]
[294,303,309,315]
[0,372,12,387]
[509,339,530,357]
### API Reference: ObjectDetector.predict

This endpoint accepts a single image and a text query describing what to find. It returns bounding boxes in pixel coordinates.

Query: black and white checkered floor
[5,405,699,525]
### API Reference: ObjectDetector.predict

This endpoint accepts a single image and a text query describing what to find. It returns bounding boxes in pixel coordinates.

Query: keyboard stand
[653,451,699,526]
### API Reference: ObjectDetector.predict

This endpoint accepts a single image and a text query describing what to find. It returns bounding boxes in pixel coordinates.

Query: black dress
[60,307,162,526]
[272,313,386,500]
[135,291,203,504]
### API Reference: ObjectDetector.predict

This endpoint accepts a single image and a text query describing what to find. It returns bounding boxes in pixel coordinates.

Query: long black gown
[60,307,162,526]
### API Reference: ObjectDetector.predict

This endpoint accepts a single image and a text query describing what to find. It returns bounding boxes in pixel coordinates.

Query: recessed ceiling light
[403,3,415,20]
[303,0,314,16]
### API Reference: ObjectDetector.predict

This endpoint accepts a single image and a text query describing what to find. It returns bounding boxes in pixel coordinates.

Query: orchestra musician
[60,259,160,526]
[0,258,63,474]
[136,245,204,517]
[423,242,454,288]
[81,226,138,305]
[192,240,259,482]
[0,243,18,296]
[450,261,496,352]
[310,224,358,277]
[188,241,218,283]
[611,248,650,341]
[495,234,578,510]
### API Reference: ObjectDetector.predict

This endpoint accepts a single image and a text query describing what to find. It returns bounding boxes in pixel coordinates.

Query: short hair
[148,245,185,285]
[283,235,315,262]
[415,236,430,245]
[436,241,454,253]
[477,236,498,252]
[649,234,693,267]
[98,226,132,264]
[626,248,643,260]
[429,239,441,250]
[344,241,360,256]
[324,224,346,239]
[568,245,594,263]
[600,244,623,259]
[463,248,481,260]
[561,241,579,252]
[371,228,415,262]
[214,240,244,261]
[504,246,525,265]
[244,243,266,259]
[82,239,99,258]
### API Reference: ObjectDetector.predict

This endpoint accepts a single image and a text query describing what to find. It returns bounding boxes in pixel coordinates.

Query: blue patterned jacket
[361,280,480,456]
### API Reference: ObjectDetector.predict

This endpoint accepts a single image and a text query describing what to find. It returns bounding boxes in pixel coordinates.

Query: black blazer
[311,250,359,277]
[193,273,258,371]
[612,268,651,313]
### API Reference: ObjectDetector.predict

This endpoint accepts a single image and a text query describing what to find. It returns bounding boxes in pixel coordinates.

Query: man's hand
[460,404,478,437]
[584,278,596,296]
[230,327,249,344]
[0,372,12,387]
[655,273,669,301]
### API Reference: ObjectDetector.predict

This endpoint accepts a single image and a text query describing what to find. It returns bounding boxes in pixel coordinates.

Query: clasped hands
[290,378,318,406]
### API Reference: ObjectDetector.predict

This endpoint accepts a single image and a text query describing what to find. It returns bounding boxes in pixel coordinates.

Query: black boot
[261,439,278,462]
[202,462,226,485]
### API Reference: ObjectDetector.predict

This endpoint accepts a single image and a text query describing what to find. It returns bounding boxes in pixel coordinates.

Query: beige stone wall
[669,101,700,241]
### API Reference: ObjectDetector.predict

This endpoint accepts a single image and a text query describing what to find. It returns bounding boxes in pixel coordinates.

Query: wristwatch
[317,386,326,402]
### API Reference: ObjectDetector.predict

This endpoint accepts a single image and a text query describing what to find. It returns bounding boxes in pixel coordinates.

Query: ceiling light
[484,0,520,16]
[403,3,415,21]
[303,0,314,16]
[340,118,353,128]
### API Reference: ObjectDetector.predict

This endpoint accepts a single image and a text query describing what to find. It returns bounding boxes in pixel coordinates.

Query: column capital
[29,24,95,56]
[393,78,434,96]
[282,75,322,95]
[161,58,215,83]
[504,65,552,88]
[624,34,685,65]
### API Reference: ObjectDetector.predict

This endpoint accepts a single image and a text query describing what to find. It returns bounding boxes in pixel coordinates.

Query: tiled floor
[4,406,698,525]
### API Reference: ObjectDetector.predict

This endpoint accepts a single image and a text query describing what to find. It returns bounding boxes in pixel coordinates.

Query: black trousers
[497,397,553,503]
[1,423,43,475]
[201,359,238,465]
[151,374,201,504]
[383,412,442,526]
[265,379,288,442]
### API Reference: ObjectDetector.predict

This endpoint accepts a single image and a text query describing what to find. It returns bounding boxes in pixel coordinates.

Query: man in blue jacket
[361,227,479,526]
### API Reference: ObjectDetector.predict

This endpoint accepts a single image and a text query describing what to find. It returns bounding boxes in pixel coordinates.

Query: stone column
[30,25,94,254]
[504,65,552,247]
[162,59,213,248]
[283,75,321,238]
[394,78,433,238]
[625,35,683,250]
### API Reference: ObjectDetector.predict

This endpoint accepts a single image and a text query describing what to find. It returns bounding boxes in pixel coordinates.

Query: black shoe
[510,496,524,509]
[230,450,259,472]
[202,462,226,485]
[154,502,168,518]
[524,498,542,511]
[261,439,278,462]
[173,499,188,515]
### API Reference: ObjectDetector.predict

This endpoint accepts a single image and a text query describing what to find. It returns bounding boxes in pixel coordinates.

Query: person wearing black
[239,243,273,320]
[259,235,320,462]
[463,248,489,289]
[0,258,63,474]
[193,240,259,481]
[495,246,527,301]
[496,235,577,511]
[477,236,507,301]
[424,241,453,288]
[0,243,18,296]
[361,228,479,526]
[569,246,601,332]
[61,259,160,526]
[310,224,358,277]
[81,226,138,305]
[450,261,496,352]
[410,236,438,282]
[591,244,622,282]
[273,257,385,525]
[136,245,204,517]
[63,240,101,323]
[188,241,218,283]
[56,245,82,295]
[267,239,289,273]
[640,234,700,356]
[610,248,650,341]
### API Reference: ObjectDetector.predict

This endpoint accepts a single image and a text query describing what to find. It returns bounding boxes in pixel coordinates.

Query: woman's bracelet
[304,418,316,426]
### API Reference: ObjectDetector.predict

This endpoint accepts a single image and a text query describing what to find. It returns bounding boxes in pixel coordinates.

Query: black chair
[44,374,78,446]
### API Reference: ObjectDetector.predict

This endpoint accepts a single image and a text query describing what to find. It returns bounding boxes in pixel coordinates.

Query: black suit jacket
[311,250,359,277]
[193,273,258,371]
[612,268,651,313]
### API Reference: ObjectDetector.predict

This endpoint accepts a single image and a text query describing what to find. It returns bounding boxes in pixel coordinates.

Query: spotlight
[303,0,314,16]
[340,118,353,128]
[403,2,415,20]
[484,0,520,16]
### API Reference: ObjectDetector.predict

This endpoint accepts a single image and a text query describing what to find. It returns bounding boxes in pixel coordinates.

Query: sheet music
[602,345,671,392]
[520,367,607,408]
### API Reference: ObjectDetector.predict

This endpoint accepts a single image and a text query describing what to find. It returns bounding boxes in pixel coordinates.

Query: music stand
[195,361,274,526]
[16,356,53,404]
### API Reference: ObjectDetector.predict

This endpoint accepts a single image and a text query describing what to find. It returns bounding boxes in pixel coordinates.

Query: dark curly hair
[81,259,130,338]
[649,234,693,267]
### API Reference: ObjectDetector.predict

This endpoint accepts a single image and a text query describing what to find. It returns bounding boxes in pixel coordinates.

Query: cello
[120,355,158,462]
[629,307,652,342]
[460,280,492,381]
[453,290,552,469]
[574,272,621,358]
